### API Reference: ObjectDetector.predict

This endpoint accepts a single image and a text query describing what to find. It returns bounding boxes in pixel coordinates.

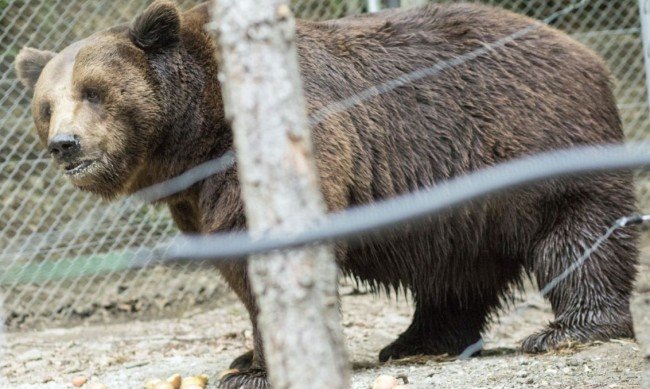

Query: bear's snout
[48,133,81,162]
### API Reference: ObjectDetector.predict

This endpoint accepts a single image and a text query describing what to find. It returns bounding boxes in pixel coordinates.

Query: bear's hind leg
[523,196,638,353]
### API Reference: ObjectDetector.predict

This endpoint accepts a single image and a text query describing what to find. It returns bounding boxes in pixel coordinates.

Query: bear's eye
[82,88,101,104]
[40,103,51,120]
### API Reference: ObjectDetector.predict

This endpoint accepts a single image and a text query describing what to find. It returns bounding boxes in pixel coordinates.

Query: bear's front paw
[219,368,269,389]
[522,327,566,353]
[379,337,426,362]
[379,334,482,362]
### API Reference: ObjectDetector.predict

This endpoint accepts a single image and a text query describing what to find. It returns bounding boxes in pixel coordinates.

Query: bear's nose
[48,134,80,160]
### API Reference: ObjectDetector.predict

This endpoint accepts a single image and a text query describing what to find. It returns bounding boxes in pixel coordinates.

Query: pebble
[25,359,46,371]
[167,374,182,389]
[17,349,42,362]
[373,375,398,389]
[145,378,163,389]
[181,375,209,388]
[71,376,88,387]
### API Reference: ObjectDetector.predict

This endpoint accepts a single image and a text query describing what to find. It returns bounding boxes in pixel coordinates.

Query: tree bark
[209,1,350,388]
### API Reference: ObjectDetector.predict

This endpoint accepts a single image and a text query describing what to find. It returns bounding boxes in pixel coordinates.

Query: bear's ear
[14,47,56,90]
[130,0,181,51]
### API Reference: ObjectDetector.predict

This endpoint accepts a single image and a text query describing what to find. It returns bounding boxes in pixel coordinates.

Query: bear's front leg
[217,262,270,389]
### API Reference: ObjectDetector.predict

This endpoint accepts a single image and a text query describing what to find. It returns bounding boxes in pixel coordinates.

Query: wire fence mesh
[0,0,649,330]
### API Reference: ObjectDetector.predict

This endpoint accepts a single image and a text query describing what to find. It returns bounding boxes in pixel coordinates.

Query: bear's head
[14,1,223,199]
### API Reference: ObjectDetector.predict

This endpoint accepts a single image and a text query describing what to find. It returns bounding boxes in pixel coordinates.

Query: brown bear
[15,1,638,388]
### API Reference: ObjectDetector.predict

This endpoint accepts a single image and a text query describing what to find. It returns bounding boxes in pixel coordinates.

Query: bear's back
[291,3,621,200]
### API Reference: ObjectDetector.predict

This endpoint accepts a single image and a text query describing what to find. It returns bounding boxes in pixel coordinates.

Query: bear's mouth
[64,160,96,176]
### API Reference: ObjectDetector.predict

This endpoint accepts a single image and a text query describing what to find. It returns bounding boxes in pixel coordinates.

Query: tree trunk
[209,1,350,388]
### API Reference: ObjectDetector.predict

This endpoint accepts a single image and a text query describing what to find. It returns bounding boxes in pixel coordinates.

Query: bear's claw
[219,368,269,389]
[522,316,635,354]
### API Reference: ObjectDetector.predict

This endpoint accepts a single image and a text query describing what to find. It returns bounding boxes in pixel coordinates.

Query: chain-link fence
[1,0,649,330]
[0,0,366,330]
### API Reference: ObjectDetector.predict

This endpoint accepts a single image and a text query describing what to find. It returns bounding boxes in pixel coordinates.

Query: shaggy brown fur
[16,1,638,388]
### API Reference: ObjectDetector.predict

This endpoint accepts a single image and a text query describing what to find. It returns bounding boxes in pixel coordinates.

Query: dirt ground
[2,247,649,388]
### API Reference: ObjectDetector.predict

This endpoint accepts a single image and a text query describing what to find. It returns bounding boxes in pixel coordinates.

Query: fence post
[0,297,6,387]
[639,0,650,111]
[209,1,349,388]
[632,0,650,376]
[368,0,381,13]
